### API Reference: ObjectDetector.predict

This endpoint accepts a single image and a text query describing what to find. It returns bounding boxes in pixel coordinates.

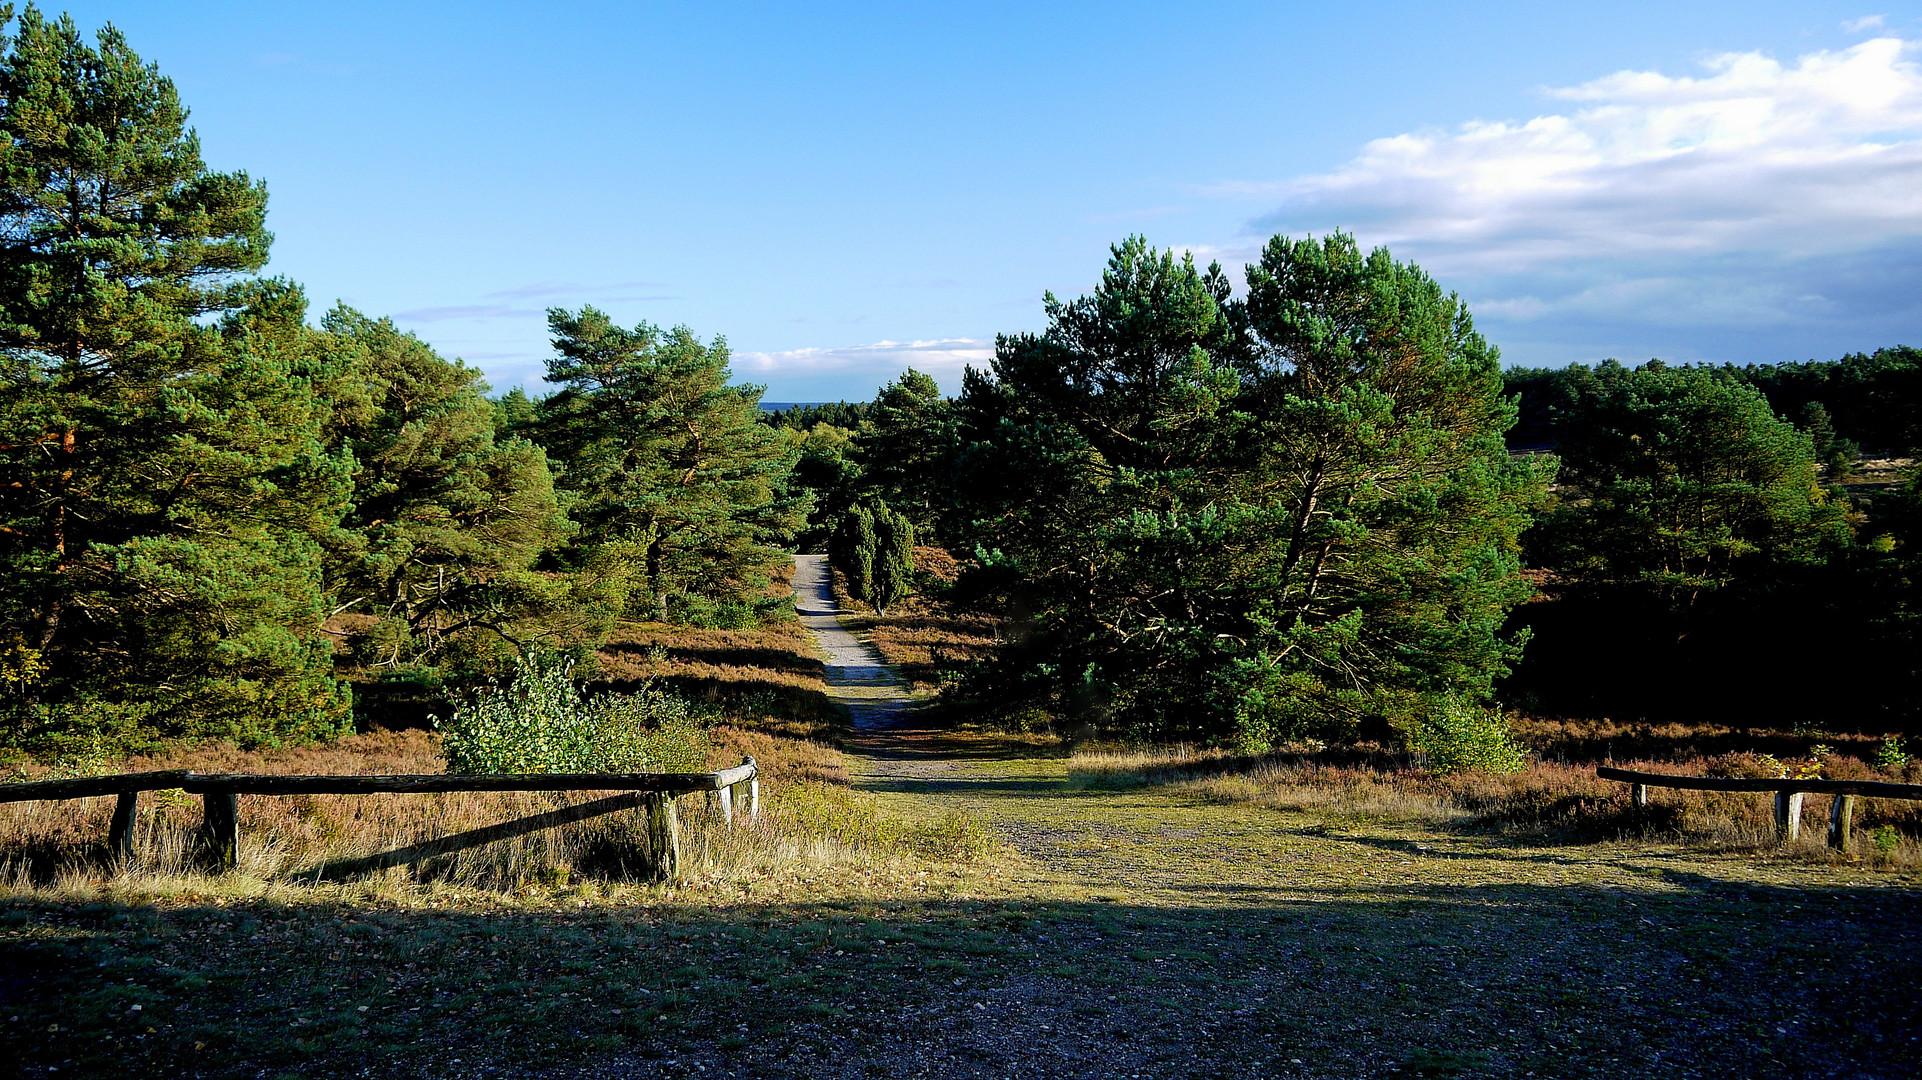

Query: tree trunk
[648,535,668,621]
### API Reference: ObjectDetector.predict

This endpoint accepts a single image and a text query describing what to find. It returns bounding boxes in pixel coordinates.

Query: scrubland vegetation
[1066,731,1922,869]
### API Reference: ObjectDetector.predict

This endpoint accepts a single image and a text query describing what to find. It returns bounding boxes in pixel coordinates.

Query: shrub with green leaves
[1405,698,1526,775]
[436,651,709,775]
[1876,738,1910,770]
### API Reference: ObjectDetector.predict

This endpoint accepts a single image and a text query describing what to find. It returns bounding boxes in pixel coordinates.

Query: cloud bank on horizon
[1229,33,1922,368]
[733,338,993,402]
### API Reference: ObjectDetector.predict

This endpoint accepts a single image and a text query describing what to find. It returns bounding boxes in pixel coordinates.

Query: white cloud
[1238,37,1922,363]
[1843,15,1887,33]
[732,338,992,398]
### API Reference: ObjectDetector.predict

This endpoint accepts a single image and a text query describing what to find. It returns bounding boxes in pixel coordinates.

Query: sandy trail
[790,554,912,731]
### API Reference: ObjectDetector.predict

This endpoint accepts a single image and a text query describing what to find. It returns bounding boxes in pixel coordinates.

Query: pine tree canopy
[0,7,349,750]
[312,307,600,674]
[953,234,1550,747]
[858,368,954,532]
[1531,360,1847,599]
[535,305,804,626]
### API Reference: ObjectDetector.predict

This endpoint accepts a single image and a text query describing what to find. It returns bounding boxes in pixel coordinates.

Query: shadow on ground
[7,870,1917,1079]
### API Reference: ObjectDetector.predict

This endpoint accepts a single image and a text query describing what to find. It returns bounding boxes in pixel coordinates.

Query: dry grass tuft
[1068,742,1922,869]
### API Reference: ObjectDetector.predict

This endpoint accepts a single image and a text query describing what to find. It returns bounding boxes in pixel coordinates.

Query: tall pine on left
[0,7,353,754]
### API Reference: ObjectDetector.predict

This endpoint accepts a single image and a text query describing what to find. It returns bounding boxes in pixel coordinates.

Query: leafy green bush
[436,651,709,775]
[1876,738,1911,770]
[1406,699,1526,775]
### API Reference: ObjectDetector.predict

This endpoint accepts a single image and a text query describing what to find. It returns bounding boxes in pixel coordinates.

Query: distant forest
[0,10,1917,761]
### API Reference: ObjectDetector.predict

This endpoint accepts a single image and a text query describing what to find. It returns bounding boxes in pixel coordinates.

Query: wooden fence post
[1631,784,1648,809]
[200,790,238,872]
[716,784,733,825]
[1774,790,1804,843]
[1828,794,1855,850]
[107,790,139,865]
[745,756,760,820]
[645,793,681,883]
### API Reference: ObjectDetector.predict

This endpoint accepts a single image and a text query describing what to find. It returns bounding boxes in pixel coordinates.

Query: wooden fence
[0,759,759,882]
[1596,765,1922,848]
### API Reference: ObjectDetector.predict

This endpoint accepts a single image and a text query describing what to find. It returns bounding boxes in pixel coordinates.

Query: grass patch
[1066,739,1922,867]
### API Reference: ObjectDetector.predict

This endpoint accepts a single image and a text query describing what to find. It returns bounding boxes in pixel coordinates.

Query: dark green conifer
[0,8,351,750]
[870,506,915,615]
[954,235,1548,746]
[533,306,804,625]
[833,504,878,601]
[859,369,953,532]
[314,308,598,673]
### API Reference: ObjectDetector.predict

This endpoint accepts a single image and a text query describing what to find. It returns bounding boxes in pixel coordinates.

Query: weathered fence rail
[0,759,759,882]
[1597,764,1922,848]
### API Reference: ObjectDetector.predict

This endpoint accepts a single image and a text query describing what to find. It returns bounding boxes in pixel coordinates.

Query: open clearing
[1,560,1917,1078]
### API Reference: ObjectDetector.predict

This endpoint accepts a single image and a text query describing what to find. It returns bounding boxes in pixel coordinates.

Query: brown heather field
[0,722,984,897]
[828,547,1005,692]
[0,595,981,898]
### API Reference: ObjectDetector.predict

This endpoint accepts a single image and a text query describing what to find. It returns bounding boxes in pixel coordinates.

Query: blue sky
[48,1,1922,400]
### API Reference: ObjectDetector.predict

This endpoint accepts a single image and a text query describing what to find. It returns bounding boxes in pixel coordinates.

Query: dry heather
[1512,714,1899,766]
[829,559,1004,692]
[1067,740,1922,869]
[594,619,842,738]
[0,726,990,902]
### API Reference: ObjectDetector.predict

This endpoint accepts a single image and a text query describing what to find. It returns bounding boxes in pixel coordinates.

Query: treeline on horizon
[0,8,1918,762]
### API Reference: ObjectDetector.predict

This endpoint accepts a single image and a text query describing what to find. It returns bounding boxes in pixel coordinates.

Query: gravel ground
[553,562,1922,1079]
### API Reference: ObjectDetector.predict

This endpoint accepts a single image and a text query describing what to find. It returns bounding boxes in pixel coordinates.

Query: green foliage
[311,308,608,677]
[1504,359,1903,731]
[869,506,915,614]
[763,372,958,550]
[0,9,350,752]
[1875,738,1910,770]
[790,421,861,551]
[533,306,804,625]
[759,400,871,431]
[1873,824,1900,861]
[1732,346,1922,456]
[1505,346,1922,459]
[1532,360,1844,598]
[858,369,955,532]
[829,501,913,611]
[1399,698,1526,775]
[953,234,1547,745]
[437,650,709,775]
[832,504,877,600]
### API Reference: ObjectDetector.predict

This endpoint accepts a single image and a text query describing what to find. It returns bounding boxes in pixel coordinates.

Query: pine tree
[954,235,1548,746]
[792,420,861,550]
[314,308,600,674]
[858,369,953,532]
[533,306,804,625]
[1533,361,1844,599]
[0,9,351,750]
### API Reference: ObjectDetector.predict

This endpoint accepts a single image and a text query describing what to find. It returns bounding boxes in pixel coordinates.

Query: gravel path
[791,554,911,732]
